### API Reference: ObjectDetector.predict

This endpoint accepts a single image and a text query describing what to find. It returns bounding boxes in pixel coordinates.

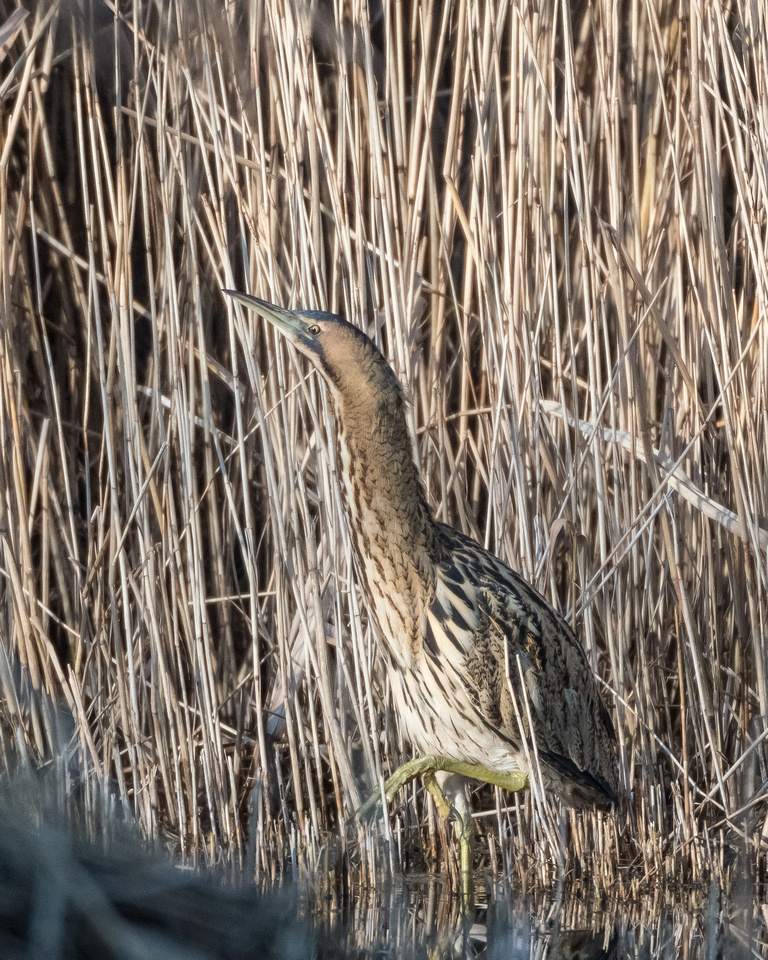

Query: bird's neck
[334,390,439,657]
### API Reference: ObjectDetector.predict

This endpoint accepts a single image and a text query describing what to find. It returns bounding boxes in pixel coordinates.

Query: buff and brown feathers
[429,525,618,808]
[225,293,619,811]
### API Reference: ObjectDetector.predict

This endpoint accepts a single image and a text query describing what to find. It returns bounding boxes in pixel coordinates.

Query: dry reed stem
[0,0,766,888]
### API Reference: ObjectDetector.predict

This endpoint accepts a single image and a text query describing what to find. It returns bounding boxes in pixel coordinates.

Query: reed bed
[0,0,766,891]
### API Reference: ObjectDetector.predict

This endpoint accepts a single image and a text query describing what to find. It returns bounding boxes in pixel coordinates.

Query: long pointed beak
[222,290,306,339]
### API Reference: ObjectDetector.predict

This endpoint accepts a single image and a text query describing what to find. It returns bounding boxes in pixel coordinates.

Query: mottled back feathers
[258,302,619,811]
[429,524,618,809]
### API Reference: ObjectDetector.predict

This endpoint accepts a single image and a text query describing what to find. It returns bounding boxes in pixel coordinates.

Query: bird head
[223,290,402,412]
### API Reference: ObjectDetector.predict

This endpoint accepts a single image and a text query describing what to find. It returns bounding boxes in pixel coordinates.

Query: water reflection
[0,775,762,960]
[312,872,765,959]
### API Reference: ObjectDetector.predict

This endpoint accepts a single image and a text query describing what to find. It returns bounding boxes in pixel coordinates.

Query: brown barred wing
[436,524,619,810]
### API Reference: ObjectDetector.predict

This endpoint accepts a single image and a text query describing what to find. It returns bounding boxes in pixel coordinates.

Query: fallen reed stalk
[0,0,766,888]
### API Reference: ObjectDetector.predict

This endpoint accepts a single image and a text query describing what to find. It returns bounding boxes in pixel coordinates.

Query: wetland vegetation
[0,0,766,954]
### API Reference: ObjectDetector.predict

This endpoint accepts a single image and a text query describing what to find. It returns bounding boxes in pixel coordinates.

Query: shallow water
[311,872,765,959]
[1,778,763,959]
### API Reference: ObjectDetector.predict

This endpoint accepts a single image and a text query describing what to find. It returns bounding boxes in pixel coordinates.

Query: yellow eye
[307,324,320,335]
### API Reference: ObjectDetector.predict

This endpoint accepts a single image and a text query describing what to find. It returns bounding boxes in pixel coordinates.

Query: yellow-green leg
[427,772,476,907]
[455,788,475,902]
[423,771,473,905]
[356,755,529,820]
[356,755,529,905]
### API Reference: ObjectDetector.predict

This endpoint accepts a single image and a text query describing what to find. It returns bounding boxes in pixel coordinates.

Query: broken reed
[0,0,766,886]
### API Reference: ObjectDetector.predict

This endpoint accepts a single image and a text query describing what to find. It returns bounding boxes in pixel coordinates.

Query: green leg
[356,755,529,906]
[355,754,529,821]
[423,769,452,820]
[458,808,475,901]
[443,774,476,910]
[421,770,476,909]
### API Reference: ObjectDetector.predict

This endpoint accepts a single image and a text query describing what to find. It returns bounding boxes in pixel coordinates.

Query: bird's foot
[354,756,529,913]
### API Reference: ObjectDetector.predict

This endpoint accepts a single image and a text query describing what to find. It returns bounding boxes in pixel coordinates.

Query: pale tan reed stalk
[0,0,765,888]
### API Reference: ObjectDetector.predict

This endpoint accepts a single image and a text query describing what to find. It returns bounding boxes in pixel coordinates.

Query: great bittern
[225,291,618,895]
